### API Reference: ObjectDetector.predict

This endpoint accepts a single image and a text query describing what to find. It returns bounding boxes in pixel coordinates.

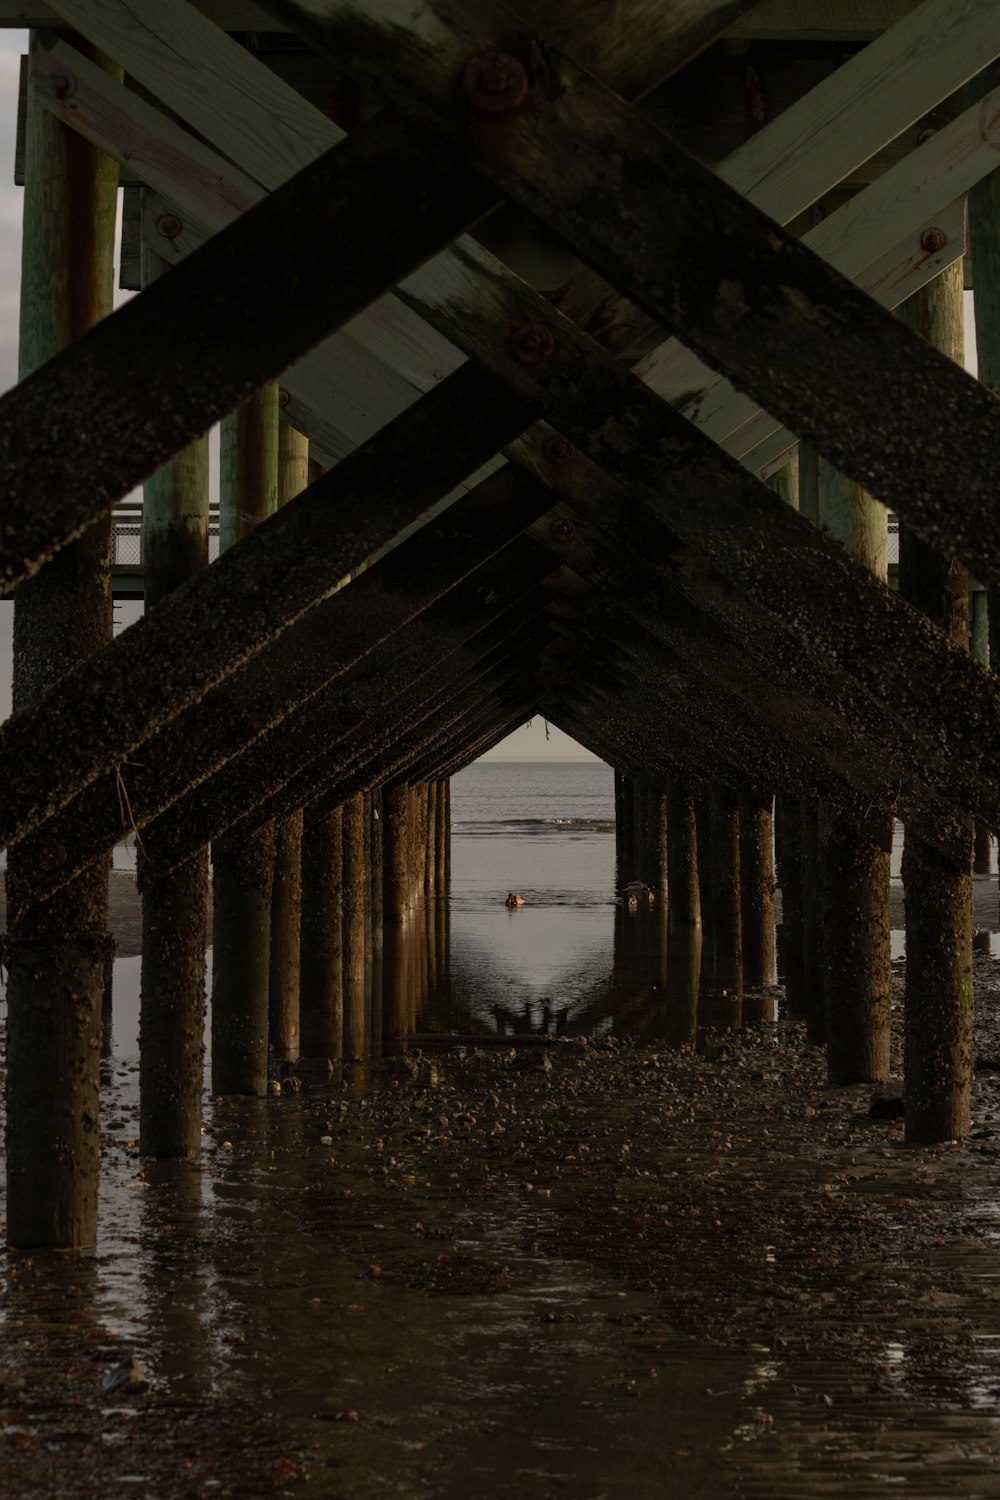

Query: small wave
[454,817,615,835]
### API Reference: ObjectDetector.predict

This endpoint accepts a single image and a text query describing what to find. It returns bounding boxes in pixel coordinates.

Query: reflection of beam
[270,0,1000,586]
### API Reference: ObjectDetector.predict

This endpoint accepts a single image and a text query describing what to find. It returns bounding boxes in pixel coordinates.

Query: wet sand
[5,952,1000,1496]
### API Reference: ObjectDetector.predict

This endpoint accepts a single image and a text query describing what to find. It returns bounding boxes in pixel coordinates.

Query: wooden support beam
[9,466,555,909]
[42,12,975,484]
[0,106,494,594]
[0,364,535,851]
[395,237,1000,832]
[266,0,1000,585]
[136,564,554,876]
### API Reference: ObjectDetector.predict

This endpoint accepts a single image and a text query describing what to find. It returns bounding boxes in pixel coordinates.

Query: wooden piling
[817,457,891,1082]
[740,798,776,990]
[666,785,701,928]
[383,783,411,923]
[775,797,807,1021]
[267,421,309,1064]
[800,803,826,1046]
[341,792,368,1059]
[138,239,211,1158]
[211,385,279,1095]
[708,791,742,996]
[898,262,974,1143]
[269,809,303,1063]
[4,35,119,1248]
[299,805,343,1060]
[647,784,669,903]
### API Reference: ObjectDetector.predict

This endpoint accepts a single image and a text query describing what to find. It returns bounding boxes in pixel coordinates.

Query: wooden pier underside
[2,0,1000,890]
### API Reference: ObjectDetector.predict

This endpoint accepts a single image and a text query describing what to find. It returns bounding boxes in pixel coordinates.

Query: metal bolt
[917,126,937,145]
[278,388,291,409]
[511,322,554,365]
[156,213,183,240]
[920,226,948,253]
[461,49,529,115]
[48,71,76,100]
[550,517,575,544]
[542,433,573,464]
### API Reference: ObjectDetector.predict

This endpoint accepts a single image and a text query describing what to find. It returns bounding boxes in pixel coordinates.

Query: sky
[0,32,982,765]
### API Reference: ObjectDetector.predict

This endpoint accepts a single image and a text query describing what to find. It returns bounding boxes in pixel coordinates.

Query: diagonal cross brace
[262,0,1000,586]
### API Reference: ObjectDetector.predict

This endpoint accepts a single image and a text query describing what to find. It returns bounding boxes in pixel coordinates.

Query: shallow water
[8,764,1000,1496]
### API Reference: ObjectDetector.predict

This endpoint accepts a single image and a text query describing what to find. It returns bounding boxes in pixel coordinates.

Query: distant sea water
[444,760,619,1031]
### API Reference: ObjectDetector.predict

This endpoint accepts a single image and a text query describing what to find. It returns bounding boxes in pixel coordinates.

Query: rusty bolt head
[48,71,76,100]
[511,322,554,365]
[542,433,573,465]
[920,226,948,253]
[550,516,575,544]
[156,213,183,240]
[461,49,529,114]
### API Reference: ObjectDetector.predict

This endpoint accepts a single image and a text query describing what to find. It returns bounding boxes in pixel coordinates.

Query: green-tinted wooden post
[342,791,368,1059]
[898,261,974,1144]
[138,236,210,1159]
[667,785,701,927]
[965,64,1000,681]
[817,458,892,1083]
[299,804,343,1059]
[740,798,776,990]
[268,420,309,1063]
[211,385,279,1095]
[709,791,742,997]
[4,34,119,1248]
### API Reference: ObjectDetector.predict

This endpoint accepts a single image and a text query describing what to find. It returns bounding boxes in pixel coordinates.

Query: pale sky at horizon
[0,29,982,768]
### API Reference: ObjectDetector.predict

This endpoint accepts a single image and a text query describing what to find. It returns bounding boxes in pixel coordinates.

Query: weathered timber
[3,36,118,1251]
[740,800,776,991]
[800,804,826,1046]
[268,0,1000,584]
[899,263,974,1143]
[341,793,368,1059]
[383,784,411,924]
[134,552,554,877]
[235,617,551,837]
[268,419,309,1065]
[818,458,892,1084]
[775,797,807,1020]
[397,239,1000,830]
[0,362,536,851]
[270,809,303,1064]
[211,386,279,1098]
[966,65,1000,682]
[40,0,738,479]
[299,806,343,1058]
[538,511,895,819]
[12,465,554,908]
[137,239,210,1160]
[0,106,494,595]
[708,792,743,997]
[667,787,701,929]
[551,607,806,808]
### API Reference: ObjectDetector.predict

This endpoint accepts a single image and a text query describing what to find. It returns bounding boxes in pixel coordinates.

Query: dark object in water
[869,1093,905,1120]
[505,892,525,907]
